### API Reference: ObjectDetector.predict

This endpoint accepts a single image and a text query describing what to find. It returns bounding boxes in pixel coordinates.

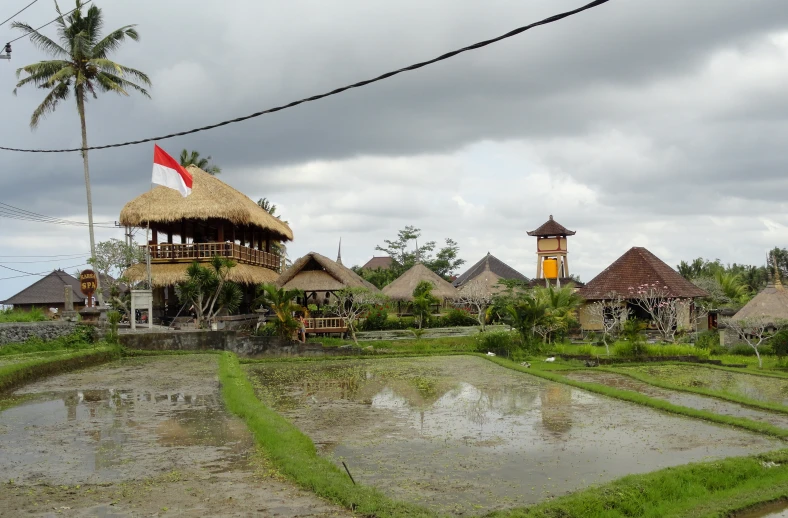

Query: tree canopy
[179,149,221,175]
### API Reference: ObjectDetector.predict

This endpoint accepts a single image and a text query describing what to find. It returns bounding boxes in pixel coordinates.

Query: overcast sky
[2,0,788,301]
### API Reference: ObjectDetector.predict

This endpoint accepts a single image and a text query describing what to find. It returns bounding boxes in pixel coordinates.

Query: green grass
[218,352,432,517]
[490,449,788,518]
[0,307,47,322]
[483,355,788,439]
[314,334,482,353]
[598,365,788,416]
[0,345,119,393]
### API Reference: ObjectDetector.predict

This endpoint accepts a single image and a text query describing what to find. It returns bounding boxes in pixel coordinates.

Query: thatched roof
[730,279,788,323]
[382,263,457,301]
[276,252,380,292]
[578,247,708,300]
[118,165,293,241]
[124,262,278,288]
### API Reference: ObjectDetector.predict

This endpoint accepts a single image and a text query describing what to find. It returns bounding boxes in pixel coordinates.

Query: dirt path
[0,355,349,517]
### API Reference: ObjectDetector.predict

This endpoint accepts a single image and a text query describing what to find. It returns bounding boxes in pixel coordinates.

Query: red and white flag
[152,144,193,197]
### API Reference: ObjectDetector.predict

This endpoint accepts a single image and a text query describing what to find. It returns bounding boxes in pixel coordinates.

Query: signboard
[79,270,98,306]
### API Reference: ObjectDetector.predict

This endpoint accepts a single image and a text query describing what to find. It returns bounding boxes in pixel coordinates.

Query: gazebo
[120,165,293,318]
[276,251,379,306]
[383,263,457,313]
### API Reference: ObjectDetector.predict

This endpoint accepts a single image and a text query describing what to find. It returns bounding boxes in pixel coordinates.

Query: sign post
[79,270,98,308]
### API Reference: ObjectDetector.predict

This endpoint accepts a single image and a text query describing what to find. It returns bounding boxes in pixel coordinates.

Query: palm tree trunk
[76,89,104,307]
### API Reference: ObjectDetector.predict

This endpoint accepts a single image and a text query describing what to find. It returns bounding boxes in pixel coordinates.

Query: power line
[4,0,90,45]
[0,201,116,227]
[0,254,88,264]
[0,262,88,281]
[0,0,610,154]
[0,252,89,257]
[0,0,40,28]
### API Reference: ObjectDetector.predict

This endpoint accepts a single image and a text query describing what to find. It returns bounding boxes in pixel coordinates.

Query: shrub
[695,330,720,350]
[441,308,478,327]
[0,307,48,323]
[106,311,121,344]
[618,319,647,357]
[255,322,277,336]
[361,306,388,331]
[771,329,788,359]
[729,344,774,356]
[477,331,519,357]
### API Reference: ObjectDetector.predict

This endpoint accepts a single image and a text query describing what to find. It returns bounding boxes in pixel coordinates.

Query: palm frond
[91,25,139,58]
[30,83,70,129]
[10,22,70,58]
[15,60,73,85]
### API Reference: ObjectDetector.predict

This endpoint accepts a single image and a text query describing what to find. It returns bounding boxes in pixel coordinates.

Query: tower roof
[527,215,575,237]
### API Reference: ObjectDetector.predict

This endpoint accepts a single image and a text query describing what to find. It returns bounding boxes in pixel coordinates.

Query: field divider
[596,365,788,416]
[217,351,433,518]
[0,346,120,393]
[480,355,788,439]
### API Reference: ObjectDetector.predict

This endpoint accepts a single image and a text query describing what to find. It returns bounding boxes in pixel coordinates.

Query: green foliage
[353,266,399,289]
[374,226,465,280]
[695,330,720,350]
[411,281,439,329]
[361,305,388,331]
[218,353,431,517]
[644,344,710,359]
[729,344,774,357]
[176,257,242,327]
[179,149,221,175]
[771,329,788,359]
[255,284,302,339]
[0,307,47,322]
[106,311,121,344]
[442,307,478,327]
[477,331,520,358]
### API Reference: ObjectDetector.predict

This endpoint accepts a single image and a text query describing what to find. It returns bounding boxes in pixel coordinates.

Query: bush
[477,331,519,358]
[695,330,720,350]
[441,308,479,327]
[255,322,277,337]
[0,307,48,323]
[106,311,121,344]
[361,306,388,331]
[771,329,788,359]
[728,344,774,356]
[617,319,648,357]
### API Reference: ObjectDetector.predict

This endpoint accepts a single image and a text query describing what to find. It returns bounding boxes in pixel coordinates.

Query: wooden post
[167,225,173,244]
[217,222,224,242]
[180,220,187,244]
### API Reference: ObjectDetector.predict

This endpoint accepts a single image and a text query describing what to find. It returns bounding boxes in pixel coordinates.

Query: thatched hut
[382,263,457,303]
[276,252,380,307]
[119,165,293,319]
[722,276,788,346]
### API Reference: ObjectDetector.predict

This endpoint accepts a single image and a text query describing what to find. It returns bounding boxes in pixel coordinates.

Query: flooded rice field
[564,371,788,429]
[246,356,782,515]
[0,355,348,517]
[619,365,788,407]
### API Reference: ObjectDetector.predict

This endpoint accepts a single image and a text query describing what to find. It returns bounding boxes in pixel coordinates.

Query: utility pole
[0,43,11,60]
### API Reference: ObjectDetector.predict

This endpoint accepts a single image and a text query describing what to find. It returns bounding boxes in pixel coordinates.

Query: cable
[0,255,89,264]
[0,262,88,281]
[0,0,39,28]
[4,0,90,45]
[0,253,89,257]
[0,201,116,227]
[0,0,610,153]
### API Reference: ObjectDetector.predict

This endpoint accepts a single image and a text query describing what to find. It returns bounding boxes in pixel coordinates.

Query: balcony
[142,242,281,271]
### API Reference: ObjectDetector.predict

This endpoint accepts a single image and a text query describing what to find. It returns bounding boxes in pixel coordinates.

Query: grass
[490,449,788,518]
[483,355,788,439]
[598,365,788,416]
[0,335,96,357]
[218,351,432,517]
[0,307,47,323]
[0,345,119,393]
[314,334,482,353]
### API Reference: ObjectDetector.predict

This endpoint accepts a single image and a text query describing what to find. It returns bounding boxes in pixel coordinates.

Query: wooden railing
[305,317,348,333]
[142,242,280,271]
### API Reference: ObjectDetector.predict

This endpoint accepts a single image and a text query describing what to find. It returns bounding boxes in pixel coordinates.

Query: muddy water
[0,355,348,517]
[620,365,788,407]
[736,500,788,517]
[564,371,788,429]
[247,356,782,515]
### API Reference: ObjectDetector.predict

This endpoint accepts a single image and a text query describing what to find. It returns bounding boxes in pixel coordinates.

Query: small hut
[276,252,379,307]
[723,276,788,345]
[119,165,293,319]
[382,263,457,312]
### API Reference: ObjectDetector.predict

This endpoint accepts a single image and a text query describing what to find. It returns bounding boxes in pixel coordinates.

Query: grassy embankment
[0,307,47,323]
[0,345,119,393]
[218,351,432,517]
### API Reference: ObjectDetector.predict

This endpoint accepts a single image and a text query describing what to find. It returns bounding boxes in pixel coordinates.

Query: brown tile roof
[361,256,394,270]
[1,270,84,306]
[578,247,708,300]
[453,253,528,288]
[527,215,576,237]
[527,277,585,288]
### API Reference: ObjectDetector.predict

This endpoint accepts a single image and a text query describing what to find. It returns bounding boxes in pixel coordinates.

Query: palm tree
[255,284,303,337]
[179,149,221,175]
[13,0,150,305]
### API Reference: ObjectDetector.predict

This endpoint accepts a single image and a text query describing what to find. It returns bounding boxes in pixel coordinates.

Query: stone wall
[0,321,78,345]
[118,330,354,357]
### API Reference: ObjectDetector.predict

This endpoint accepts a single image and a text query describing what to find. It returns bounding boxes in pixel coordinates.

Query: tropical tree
[256,198,291,270]
[87,238,145,316]
[375,226,465,279]
[13,0,151,305]
[412,281,440,329]
[175,257,242,328]
[532,284,583,343]
[179,149,221,175]
[255,284,303,338]
[326,287,388,344]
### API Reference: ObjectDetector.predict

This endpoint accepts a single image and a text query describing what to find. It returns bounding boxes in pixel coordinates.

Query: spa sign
[79,270,97,298]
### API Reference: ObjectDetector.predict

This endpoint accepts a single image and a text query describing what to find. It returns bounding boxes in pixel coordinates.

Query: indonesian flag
[152,144,193,197]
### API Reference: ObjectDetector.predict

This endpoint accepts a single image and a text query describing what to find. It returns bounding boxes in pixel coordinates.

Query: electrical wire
[0,262,88,281]
[0,201,116,227]
[4,0,89,45]
[0,254,89,264]
[0,252,89,257]
[0,0,610,153]
[0,0,39,28]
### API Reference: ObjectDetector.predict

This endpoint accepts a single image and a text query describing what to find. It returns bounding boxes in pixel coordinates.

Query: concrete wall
[0,321,78,345]
[118,330,350,357]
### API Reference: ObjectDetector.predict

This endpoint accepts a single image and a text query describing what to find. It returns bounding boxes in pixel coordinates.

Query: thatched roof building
[119,165,293,241]
[729,277,788,324]
[361,256,394,270]
[578,247,708,300]
[277,252,379,302]
[382,263,457,302]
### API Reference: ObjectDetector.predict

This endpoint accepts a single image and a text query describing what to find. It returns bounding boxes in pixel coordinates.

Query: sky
[2,0,788,301]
